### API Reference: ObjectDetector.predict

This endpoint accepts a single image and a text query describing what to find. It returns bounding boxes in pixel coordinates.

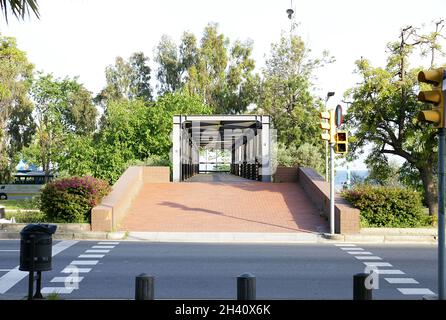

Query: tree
[24,73,97,181]
[276,142,324,176]
[154,23,259,114]
[219,40,260,114]
[344,22,446,215]
[155,35,182,94]
[0,0,39,23]
[147,90,212,157]
[91,90,211,183]
[0,34,34,183]
[96,52,152,106]
[257,33,331,153]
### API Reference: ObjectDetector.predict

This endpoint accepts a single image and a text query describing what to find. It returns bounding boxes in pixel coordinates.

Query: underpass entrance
[172,115,273,182]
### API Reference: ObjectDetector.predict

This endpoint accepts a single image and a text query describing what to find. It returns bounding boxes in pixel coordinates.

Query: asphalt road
[0,240,438,300]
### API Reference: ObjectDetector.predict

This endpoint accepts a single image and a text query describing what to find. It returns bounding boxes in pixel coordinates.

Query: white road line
[41,287,75,294]
[398,288,435,295]
[0,250,19,252]
[51,276,84,283]
[385,278,419,284]
[0,240,79,294]
[70,260,98,265]
[347,251,372,255]
[92,246,115,249]
[355,256,382,260]
[52,241,79,255]
[78,254,105,258]
[363,262,393,267]
[375,269,405,275]
[334,244,356,247]
[97,242,120,245]
[85,250,110,253]
[341,247,364,251]
[0,269,12,272]
[61,267,92,273]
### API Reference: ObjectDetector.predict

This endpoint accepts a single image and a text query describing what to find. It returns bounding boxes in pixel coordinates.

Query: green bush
[40,176,111,223]
[5,210,47,223]
[342,185,433,227]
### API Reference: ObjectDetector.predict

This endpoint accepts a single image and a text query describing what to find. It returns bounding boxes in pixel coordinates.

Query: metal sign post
[439,92,446,300]
[437,79,446,300]
[329,105,343,235]
[330,141,335,235]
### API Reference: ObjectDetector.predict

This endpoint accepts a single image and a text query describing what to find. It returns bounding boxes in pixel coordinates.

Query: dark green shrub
[40,176,111,223]
[342,185,432,227]
[5,210,47,223]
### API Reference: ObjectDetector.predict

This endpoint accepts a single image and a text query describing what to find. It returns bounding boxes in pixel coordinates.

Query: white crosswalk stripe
[355,256,382,260]
[61,267,92,273]
[398,288,435,295]
[51,276,84,283]
[385,278,419,284]
[347,251,372,255]
[70,260,99,265]
[78,254,105,258]
[363,262,393,267]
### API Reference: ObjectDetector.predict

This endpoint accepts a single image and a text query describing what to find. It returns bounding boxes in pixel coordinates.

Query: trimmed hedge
[40,176,111,223]
[342,185,433,227]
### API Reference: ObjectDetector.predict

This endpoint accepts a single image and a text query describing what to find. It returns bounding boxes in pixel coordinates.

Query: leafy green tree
[148,90,212,157]
[155,35,182,94]
[365,158,403,187]
[0,0,38,23]
[256,33,331,161]
[219,40,260,114]
[276,142,324,176]
[96,52,152,105]
[57,134,96,177]
[24,73,97,181]
[90,90,211,183]
[0,34,34,182]
[155,23,259,114]
[344,23,446,215]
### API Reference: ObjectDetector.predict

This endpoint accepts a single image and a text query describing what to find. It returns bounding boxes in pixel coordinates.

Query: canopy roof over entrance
[172,115,272,182]
[180,115,265,149]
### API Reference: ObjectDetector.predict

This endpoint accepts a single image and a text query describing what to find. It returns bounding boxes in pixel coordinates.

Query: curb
[320,233,437,244]
[0,231,127,241]
[0,229,438,244]
[125,232,319,243]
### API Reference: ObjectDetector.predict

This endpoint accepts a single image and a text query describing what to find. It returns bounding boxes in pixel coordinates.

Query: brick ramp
[119,181,328,233]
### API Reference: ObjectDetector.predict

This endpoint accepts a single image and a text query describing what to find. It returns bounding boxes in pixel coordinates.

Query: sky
[0,0,445,170]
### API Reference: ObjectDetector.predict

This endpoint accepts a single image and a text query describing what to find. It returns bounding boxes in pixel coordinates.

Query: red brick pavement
[119,180,328,233]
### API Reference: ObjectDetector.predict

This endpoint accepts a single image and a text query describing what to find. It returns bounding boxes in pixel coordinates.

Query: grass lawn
[0,198,40,210]
[0,198,45,223]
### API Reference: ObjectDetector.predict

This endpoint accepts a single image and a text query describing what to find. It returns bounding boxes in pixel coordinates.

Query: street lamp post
[325,92,335,182]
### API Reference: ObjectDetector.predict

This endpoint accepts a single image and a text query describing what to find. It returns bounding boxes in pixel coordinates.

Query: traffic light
[417,68,445,128]
[335,131,348,155]
[320,110,336,143]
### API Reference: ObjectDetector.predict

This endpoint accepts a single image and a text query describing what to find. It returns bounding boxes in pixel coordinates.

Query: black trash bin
[19,223,57,272]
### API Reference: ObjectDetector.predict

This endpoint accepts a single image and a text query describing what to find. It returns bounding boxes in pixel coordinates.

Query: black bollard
[135,273,154,300]
[237,273,256,300]
[353,273,373,300]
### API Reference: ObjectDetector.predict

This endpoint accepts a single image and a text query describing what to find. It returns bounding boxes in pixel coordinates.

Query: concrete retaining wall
[273,166,299,183]
[297,167,360,234]
[91,166,170,232]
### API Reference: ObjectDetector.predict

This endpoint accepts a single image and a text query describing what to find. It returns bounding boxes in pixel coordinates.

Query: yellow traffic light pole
[320,107,348,235]
[320,109,336,234]
[417,68,446,300]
